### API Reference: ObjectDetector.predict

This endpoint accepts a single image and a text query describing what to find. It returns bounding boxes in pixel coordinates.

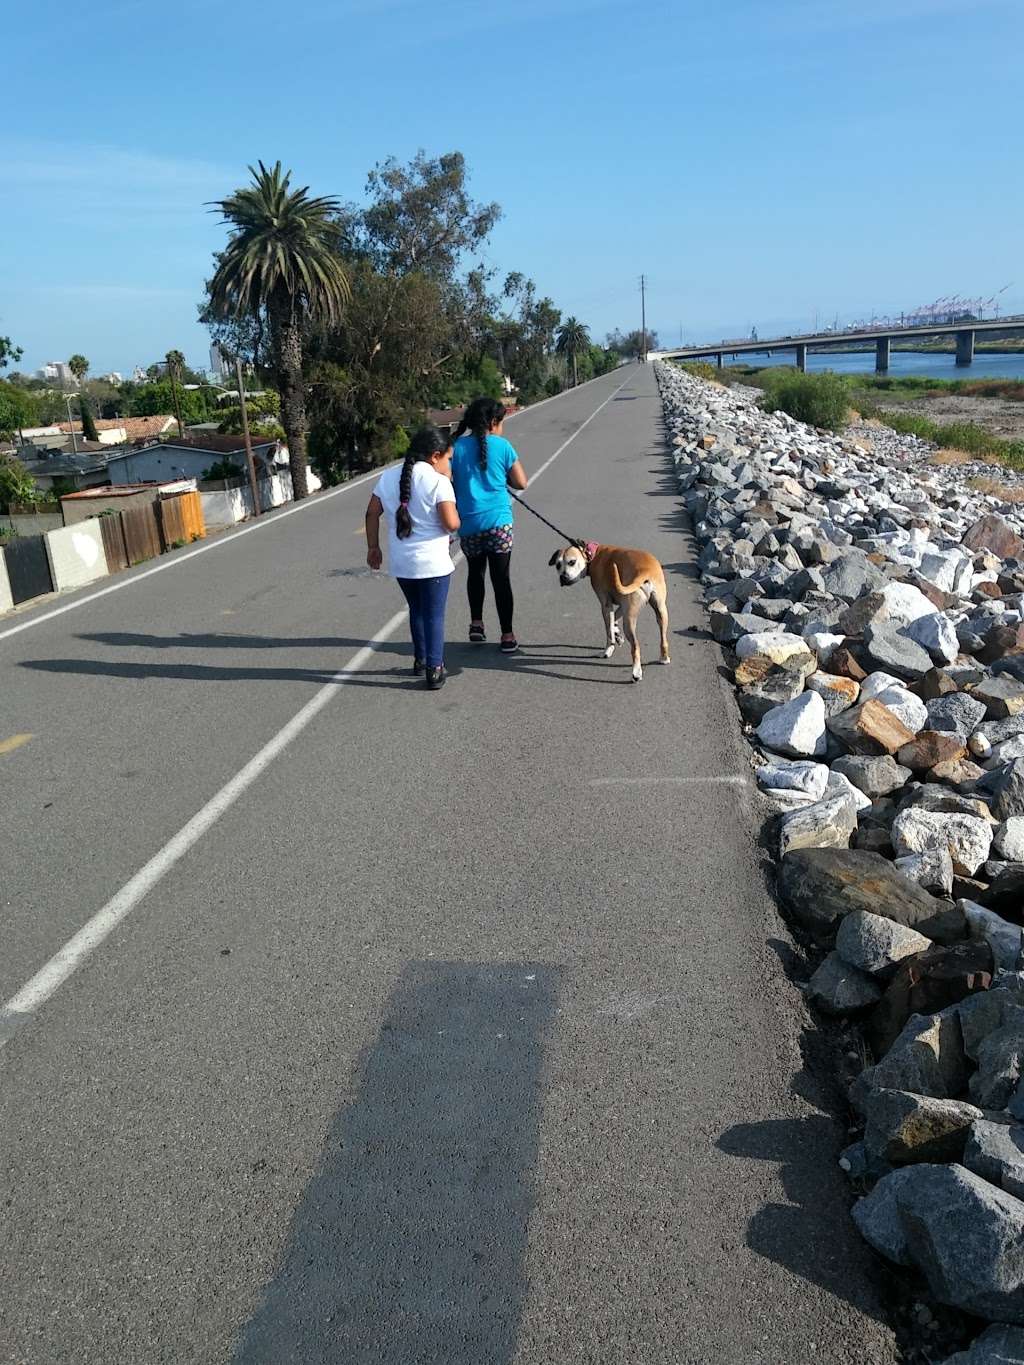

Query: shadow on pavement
[716,1112,892,1328]
[232,961,559,1365]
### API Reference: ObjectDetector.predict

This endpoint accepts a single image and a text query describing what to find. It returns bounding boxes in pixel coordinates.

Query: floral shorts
[460,524,514,558]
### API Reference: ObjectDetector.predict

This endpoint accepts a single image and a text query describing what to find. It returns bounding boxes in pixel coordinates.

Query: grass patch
[678,360,720,383]
[967,475,1024,501]
[927,449,976,465]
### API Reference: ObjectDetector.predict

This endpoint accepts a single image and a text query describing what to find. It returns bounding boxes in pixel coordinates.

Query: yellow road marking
[0,733,33,756]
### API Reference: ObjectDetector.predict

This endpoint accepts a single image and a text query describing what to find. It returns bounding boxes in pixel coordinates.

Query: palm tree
[68,354,89,387]
[165,349,186,438]
[207,162,350,500]
[555,318,590,387]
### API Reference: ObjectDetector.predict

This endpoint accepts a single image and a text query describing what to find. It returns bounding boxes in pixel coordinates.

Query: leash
[510,492,595,558]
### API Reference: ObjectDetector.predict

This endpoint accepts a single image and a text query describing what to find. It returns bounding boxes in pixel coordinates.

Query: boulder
[863,623,934,680]
[856,1011,970,1108]
[862,1088,984,1164]
[960,989,1024,1062]
[904,611,960,667]
[854,1163,1024,1323]
[962,901,1024,974]
[831,753,911,797]
[983,866,1024,921]
[777,792,858,857]
[895,846,955,896]
[868,940,994,1056]
[755,759,829,802]
[820,552,887,602]
[970,1027,1024,1109]
[892,808,994,877]
[985,760,1024,822]
[927,692,989,742]
[735,629,815,671]
[805,949,883,1015]
[836,909,931,977]
[975,676,1024,721]
[873,685,929,735]
[804,670,860,717]
[777,848,966,943]
[996,818,1024,864]
[829,646,868,681]
[965,1121,1024,1201]
[940,1323,1024,1364]
[756,690,828,758]
[828,700,916,756]
[898,731,968,773]
[737,668,808,724]
[921,667,960,700]
[963,513,1024,561]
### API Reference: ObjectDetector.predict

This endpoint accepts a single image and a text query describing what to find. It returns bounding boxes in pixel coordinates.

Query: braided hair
[453,396,506,473]
[395,425,451,539]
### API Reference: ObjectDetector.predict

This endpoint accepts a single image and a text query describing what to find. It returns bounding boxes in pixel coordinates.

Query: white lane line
[0,368,632,646]
[527,373,633,485]
[0,376,623,1050]
[588,775,748,787]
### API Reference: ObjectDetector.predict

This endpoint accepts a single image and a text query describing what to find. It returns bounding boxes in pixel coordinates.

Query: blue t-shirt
[450,433,519,537]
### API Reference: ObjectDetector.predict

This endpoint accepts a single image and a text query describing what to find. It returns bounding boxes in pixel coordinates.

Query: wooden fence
[157,491,205,548]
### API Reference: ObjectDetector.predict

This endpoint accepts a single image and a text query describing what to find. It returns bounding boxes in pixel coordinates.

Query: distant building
[102,371,123,384]
[105,434,287,486]
[35,361,74,385]
[209,343,232,379]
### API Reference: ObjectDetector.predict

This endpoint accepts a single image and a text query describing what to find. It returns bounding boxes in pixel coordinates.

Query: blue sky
[3,0,1021,375]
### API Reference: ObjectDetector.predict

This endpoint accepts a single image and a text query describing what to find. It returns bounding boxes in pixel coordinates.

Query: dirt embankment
[876,392,1024,442]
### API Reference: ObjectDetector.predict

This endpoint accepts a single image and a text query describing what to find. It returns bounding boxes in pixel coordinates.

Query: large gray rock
[756,690,828,758]
[777,848,967,943]
[832,753,911,797]
[959,990,1024,1062]
[940,1323,1024,1364]
[965,1120,1024,1201]
[778,792,857,857]
[805,950,883,1014]
[821,552,887,602]
[895,846,955,897]
[986,760,1024,822]
[971,1027,1024,1109]
[755,758,829,801]
[854,1163,1024,1323]
[855,1010,970,1109]
[975,676,1024,720]
[996,818,1024,863]
[962,901,1024,975]
[904,611,960,666]
[863,623,934,681]
[804,669,860,717]
[836,910,931,977]
[927,692,989,742]
[862,1088,984,1164]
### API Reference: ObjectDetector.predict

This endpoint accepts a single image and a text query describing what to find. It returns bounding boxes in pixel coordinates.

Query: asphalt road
[0,365,898,1364]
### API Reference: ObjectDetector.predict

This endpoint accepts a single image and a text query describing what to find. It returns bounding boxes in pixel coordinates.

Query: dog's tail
[611,560,652,597]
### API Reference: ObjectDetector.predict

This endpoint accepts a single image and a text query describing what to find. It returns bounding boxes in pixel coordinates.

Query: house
[104,434,287,486]
[56,415,177,445]
[59,480,196,526]
[16,450,114,492]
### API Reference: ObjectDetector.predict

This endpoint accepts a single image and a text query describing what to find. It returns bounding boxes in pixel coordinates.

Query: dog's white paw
[632,665,643,683]
[604,644,616,658]
[661,655,671,665]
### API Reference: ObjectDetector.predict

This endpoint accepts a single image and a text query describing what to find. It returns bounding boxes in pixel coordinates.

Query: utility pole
[640,274,647,363]
[65,394,78,455]
[235,356,262,517]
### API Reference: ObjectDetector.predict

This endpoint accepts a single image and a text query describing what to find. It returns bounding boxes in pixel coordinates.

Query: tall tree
[555,317,591,387]
[0,337,23,373]
[207,161,351,499]
[79,395,100,442]
[165,349,186,437]
[68,354,89,385]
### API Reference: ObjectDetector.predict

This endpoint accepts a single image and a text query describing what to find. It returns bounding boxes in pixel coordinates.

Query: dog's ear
[548,549,560,566]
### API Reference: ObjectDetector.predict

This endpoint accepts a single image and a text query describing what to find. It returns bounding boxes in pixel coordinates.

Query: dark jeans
[397,575,451,668]
[466,552,514,634]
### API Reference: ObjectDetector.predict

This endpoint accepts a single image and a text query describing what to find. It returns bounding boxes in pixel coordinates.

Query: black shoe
[424,665,447,690]
[469,624,486,644]
[413,657,424,676]
[499,635,519,654]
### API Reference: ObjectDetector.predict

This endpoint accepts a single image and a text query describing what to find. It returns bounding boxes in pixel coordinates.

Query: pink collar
[583,540,599,561]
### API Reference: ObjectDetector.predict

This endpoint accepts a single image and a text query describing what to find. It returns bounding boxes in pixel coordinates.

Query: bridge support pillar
[875,337,890,372]
[795,344,807,372]
[716,352,723,369]
[956,329,975,366]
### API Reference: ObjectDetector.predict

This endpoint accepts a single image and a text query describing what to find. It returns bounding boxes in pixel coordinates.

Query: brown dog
[548,541,670,682]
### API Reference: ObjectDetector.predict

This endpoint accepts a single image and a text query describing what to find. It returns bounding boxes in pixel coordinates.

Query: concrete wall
[0,550,13,613]
[200,483,247,530]
[61,489,160,525]
[43,520,109,591]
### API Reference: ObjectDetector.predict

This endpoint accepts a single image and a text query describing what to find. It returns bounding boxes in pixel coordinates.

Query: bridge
[656,313,1024,372]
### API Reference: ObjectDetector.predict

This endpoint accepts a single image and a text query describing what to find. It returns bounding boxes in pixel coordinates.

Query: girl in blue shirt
[450,397,528,653]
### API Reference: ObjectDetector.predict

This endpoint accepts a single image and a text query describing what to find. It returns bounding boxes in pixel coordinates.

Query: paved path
[0,365,897,1363]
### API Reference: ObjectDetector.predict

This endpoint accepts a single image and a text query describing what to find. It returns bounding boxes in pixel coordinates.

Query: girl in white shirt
[365,426,460,690]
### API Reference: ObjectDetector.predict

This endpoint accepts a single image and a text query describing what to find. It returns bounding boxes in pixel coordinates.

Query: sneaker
[424,665,447,691]
[499,635,519,654]
[469,624,486,644]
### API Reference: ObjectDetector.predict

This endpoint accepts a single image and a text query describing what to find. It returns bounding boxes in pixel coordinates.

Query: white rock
[860,671,904,702]
[756,690,828,758]
[735,631,815,666]
[903,612,959,667]
[892,808,994,877]
[778,792,858,858]
[825,769,873,811]
[877,581,936,626]
[919,548,972,595]
[970,732,993,759]
[962,899,1024,974]
[836,909,932,976]
[995,817,1024,863]
[755,759,829,800]
[804,632,845,664]
[873,686,929,736]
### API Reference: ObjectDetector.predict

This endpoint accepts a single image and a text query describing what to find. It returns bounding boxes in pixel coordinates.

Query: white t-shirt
[373,462,456,579]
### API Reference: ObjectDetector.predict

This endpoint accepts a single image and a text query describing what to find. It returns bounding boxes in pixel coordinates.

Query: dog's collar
[581,540,599,562]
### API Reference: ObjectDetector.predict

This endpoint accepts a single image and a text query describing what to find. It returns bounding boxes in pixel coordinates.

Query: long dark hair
[396,425,451,539]
[454,396,506,473]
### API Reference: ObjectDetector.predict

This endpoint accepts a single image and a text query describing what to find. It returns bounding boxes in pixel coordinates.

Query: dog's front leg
[602,599,617,657]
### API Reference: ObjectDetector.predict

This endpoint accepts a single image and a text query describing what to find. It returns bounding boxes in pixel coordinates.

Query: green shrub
[679,361,718,382]
[759,370,850,431]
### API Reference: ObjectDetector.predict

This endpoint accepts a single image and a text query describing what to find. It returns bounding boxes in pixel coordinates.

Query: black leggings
[467,551,514,634]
